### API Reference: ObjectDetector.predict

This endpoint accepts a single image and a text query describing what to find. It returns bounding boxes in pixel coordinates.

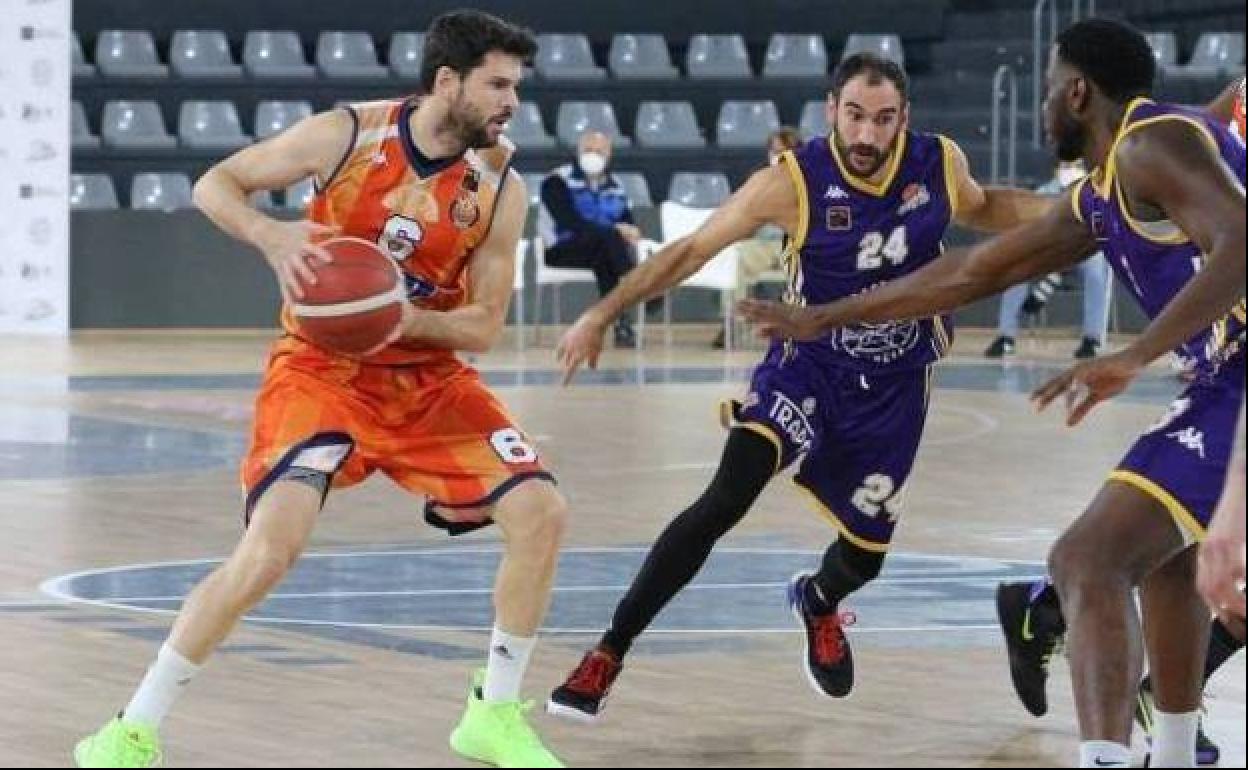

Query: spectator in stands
[714,126,803,349]
[539,130,644,348]
[985,160,1112,360]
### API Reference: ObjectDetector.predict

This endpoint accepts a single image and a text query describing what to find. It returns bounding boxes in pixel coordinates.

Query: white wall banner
[0,0,72,335]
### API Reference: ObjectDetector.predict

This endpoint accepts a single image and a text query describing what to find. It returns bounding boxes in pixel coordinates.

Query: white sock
[123,643,201,728]
[1079,740,1131,768]
[482,627,535,703]
[1152,710,1199,768]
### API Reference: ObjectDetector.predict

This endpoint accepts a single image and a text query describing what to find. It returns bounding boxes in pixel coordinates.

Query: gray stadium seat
[94,30,168,78]
[101,100,177,149]
[556,101,632,147]
[763,34,828,77]
[535,34,605,80]
[615,171,653,208]
[388,32,424,78]
[507,102,558,149]
[1179,32,1244,76]
[70,174,118,210]
[72,102,101,150]
[608,34,678,79]
[284,178,317,210]
[799,100,831,139]
[316,31,387,78]
[635,101,705,148]
[1144,32,1179,70]
[841,34,906,68]
[667,172,732,207]
[130,173,194,211]
[170,30,241,78]
[243,30,315,78]
[716,100,781,148]
[686,34,752,79]
[254,100,313,140]
[72,32,96,78]
[178,101,251,150]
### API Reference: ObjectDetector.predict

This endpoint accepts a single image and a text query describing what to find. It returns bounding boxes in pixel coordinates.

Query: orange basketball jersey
[1234,76,1245,143]
[284,98,517,366]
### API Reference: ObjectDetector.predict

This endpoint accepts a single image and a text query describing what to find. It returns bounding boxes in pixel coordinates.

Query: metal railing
[991,65,1020,185]
[1032,0,1098,146]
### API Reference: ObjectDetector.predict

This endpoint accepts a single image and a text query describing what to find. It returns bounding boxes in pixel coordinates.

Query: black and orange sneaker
[788,572,857,698]
[546,647,622,724]
[996,580,1066,717]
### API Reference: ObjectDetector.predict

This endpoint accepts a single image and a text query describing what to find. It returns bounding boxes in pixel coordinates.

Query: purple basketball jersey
[1074,98,1247,380]
[779,131,958,374]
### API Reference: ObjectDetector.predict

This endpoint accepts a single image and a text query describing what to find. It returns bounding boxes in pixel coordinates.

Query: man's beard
[445,93,494,150]
[834,133,894,179]
[1052,109,1085,163]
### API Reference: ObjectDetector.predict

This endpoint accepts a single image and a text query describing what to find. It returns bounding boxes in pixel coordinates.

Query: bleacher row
[74,97,836,153]
[75,29,906,82]
[70,168,727,212]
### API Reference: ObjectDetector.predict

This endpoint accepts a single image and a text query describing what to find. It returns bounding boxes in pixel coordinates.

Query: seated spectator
[538,130,644,348]
[714,126,803,349]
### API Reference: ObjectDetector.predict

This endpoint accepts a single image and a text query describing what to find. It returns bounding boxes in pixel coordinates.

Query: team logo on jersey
[450,192,480,230]
[826,206,852,231]
[834,320,922,363]
[897,183,931,216]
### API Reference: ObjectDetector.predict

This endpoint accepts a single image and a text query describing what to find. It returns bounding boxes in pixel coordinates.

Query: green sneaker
[74,716,162,768]
[450,670,564,768]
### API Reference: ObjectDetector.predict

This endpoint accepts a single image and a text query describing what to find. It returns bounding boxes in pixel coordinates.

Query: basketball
[290,236,406,355]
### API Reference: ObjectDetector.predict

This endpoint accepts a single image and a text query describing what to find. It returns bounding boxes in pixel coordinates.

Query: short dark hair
[831,53,909,104]
[420,10,537,92]
[1056,19,1155,102]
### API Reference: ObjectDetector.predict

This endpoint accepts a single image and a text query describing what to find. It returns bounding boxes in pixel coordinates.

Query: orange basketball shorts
[241,338,553,530]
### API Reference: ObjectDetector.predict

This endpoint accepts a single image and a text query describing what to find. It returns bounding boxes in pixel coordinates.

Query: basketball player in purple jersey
[740,20,1245,768]
[545,53,1058,721]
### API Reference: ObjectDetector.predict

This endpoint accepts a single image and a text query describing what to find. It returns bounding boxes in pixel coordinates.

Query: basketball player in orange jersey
[74,11,565,768]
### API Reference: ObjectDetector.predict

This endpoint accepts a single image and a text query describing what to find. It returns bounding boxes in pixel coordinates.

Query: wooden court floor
[0,329,1242,767]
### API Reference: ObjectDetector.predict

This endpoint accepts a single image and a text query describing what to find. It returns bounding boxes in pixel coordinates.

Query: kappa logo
[824,184,849,200]
[1167,427,1207,459]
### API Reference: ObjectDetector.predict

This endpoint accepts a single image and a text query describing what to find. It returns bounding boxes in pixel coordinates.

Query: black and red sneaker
[788,572,857,698]
[546,647,623,724]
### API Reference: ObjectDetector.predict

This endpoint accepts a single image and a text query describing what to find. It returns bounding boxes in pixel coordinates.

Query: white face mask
[1057,164,1086,188]
[579,151,607,176]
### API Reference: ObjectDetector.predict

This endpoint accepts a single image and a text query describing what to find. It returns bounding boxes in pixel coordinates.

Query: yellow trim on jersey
[1098,99,1225,246]
[931,316,952,357]
[792,479,891,553]
[1108,470,1206,543]
[937,135,961,218]
[780,149,810,256]
[1232,300,1247,323]
[739,421,785,475]
[829,131,908,198]
[1069,175,1089,224]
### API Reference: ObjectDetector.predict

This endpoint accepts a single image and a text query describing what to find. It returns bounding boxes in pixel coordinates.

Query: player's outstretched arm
[739,184,1095,341]
[397,172,528,353]
[942,138,1057,233]
[556,163,797,384]
[1032,120,1246,426]
[193,110,354,299]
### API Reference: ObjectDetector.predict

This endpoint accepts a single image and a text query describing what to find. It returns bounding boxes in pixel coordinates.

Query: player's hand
[1031,349,1146,426]
[737,299,825,341]
[1198,529,1247,627]
[556,313,607,386]
[252,219,340,301]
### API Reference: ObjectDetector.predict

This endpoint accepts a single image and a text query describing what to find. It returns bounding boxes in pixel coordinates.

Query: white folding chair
[532,235,598,344]
[513,238,528,351]
[658,202,740,349]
